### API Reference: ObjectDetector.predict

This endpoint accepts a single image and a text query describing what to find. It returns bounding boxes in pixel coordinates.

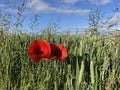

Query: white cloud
[27,0,90,15]
[28,0,53,12]
[62,0,80,4]
[1,7,29,15]
[0,4,18,13]
[56,8,90,15]
[89,0,112,5]
[94,13,120,34]
[107,13,120,24]
[0,4,5,7]
[5,8,18,13]
[98,13,120,30]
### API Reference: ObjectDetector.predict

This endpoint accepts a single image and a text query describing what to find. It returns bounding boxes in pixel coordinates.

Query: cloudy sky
[0,0,120,33]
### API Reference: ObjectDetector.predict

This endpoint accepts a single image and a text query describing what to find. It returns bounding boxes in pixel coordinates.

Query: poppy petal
[50,44,68,60]
[28,40,51,63]
[57,44,68,60]
[37,40,51,59]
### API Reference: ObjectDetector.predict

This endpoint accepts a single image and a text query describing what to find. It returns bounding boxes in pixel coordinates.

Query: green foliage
[0,32,120,90]
[88,8,104,34]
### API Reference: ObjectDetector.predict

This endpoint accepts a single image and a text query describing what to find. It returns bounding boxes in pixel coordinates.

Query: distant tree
[0,12,11,34]
[4,0,27,33]
[15,0,26,31]
[29,14,40,32]
[87,8,104,35]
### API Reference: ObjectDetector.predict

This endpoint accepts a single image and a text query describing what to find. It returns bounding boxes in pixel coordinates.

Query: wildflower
[28,40,51,63]
[50,44,68,60]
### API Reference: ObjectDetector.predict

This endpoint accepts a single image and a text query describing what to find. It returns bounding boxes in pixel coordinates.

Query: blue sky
[0,0,120,33]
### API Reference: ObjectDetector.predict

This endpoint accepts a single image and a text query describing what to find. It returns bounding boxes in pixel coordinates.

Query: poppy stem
[54,60,56,68]
[54,59,58,90]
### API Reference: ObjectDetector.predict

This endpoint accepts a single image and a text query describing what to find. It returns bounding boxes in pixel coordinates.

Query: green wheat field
[0,30,120,90]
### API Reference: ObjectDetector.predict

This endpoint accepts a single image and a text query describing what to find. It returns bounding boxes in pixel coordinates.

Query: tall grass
[0,31,120,90]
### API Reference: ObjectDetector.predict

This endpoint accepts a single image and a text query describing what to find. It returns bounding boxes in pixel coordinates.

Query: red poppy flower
[28,40,51,63]
[50,44,68,60]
